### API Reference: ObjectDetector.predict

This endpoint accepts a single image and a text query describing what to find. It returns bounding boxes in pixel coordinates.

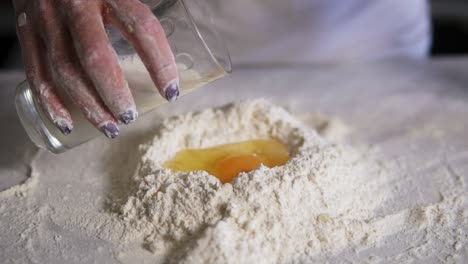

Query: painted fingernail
[100,123,120,139]
[56,122,72,135]
[164,81,180,103]
[120,110,138,125]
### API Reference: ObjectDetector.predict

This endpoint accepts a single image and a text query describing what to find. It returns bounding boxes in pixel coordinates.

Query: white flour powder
[1,100,466,263]
[120,100,393,263]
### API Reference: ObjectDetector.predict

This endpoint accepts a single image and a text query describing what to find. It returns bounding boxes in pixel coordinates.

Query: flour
[1,99,466,263]
[0,168,38,198]
[0,151,40,199]
[299,112,351,143]
[120,99,393,263]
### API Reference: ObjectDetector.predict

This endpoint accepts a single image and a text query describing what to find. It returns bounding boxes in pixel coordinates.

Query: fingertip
[55,120,73,135]
[119,109,138,125]
[100,122,120,139]
[164,79,180,103]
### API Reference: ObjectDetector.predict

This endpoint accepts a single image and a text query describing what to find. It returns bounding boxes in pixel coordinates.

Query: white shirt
[206,0,431,65]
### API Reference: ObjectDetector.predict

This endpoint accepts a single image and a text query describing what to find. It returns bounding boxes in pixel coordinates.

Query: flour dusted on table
[1,99,466,263]
[120,100,392,262]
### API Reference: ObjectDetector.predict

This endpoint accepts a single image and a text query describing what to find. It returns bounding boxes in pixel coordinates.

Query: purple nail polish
[100,123,120,139]
[120,110,138,125]
[55,121,72,135]
[165,82,180,102]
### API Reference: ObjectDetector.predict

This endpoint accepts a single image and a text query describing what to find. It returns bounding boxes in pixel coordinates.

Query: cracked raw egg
[162,139,289,183]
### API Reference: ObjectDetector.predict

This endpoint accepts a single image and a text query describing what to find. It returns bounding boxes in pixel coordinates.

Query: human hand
[13,0,179,138]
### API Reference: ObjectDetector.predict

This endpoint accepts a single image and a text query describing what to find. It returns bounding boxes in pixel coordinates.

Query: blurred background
[0,0,467,70]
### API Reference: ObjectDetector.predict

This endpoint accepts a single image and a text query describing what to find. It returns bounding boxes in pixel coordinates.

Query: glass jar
[15,0,232,154]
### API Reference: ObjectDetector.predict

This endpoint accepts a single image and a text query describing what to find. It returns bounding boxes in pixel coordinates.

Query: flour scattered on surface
[1,100,466,263]
[120,100,393,262]
[0,168,38,198]
[299,112,351,142]
[0,153,40,198]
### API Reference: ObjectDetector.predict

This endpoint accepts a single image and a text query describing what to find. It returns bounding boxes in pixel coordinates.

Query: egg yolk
[162,139,289,183]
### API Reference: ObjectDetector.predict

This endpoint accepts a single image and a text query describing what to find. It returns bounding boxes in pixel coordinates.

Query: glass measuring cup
[15,0,232,154]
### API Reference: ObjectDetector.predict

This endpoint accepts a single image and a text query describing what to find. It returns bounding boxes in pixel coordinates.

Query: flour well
[120,100,392,262]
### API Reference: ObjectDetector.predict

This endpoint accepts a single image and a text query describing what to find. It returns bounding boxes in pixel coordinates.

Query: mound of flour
[120,99,391,263]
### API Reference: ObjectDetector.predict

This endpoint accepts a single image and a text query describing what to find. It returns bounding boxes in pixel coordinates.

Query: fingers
[38,2,120,138]
[15,11,74,135]
[105,0,180,102]
[66,2,137,124]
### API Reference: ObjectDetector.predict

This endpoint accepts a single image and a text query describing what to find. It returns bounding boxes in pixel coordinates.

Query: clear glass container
[15,0,232,154]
